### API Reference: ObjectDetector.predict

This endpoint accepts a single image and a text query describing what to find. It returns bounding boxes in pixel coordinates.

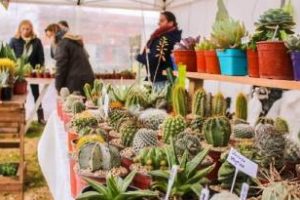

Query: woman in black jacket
[137,11,182,85]
[45,24,94,94]
[10,20,45,124]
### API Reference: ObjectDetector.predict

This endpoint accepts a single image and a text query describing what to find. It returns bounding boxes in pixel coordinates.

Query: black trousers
[30,84,44,121]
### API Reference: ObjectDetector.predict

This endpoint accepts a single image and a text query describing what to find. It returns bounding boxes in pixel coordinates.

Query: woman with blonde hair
[10,19,45,124]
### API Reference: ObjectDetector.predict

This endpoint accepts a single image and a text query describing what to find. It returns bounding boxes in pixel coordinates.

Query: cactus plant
[284,138,300,163]
[119,120,139,147]
[83,79,103,106]
[235,93,247,121]
[212,92,226,116]
[108,109,131,130]
[162,115,187,143]
[60,87,70,101]
[63,94,82,112]
[203,116,231,147]
[76,134,105,149]
[71,100,86,115]
[261,182,290,200]
[233,124,255,139]
[192,89,207,117]
[71,112,98,133]
[172,84,188,117]
[138,108,168,130]
[174,129,202,158]
[210,191,239,200]
[134,147,168,171]
[108,145,121,168]
[189,115,205,134]
[125,91,148,109]
[274,117,289,134]
[132,129,158,154]
[255,117,274,126]
[205,92,213,117]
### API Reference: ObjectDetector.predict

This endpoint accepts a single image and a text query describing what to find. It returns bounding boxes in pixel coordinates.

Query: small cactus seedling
[212,92,226,116]
[172,84,188,117]
[235,93,247,121]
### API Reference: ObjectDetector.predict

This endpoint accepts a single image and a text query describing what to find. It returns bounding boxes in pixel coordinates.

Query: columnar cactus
[138,108,168,130]
[233,124,255,139]
[71,100,86,114]
[162,115,187,143]
[235,93,247,121]
[192,89,207,117]
[203,116,231,147]
[212,92,226,116]
[172,85,188,117]
[132,129,158,154]
[120,120,139,147]
[125,92,148,109]
[205,92,213,117]
[175,129,202,158]
[274,117,289,134]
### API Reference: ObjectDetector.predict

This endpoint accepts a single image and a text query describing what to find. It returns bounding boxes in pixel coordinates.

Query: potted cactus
[173,36,200,72]
[285,34,300,81]
[255,8,295,80]
[195,38,211,73]
[200,39,220,74]
[83,79,103,108]
[13,56,31,95]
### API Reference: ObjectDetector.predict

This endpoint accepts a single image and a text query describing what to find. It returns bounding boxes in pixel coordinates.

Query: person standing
[136,11,182,86]
[58,20,69,33]
[45,24,94,94]
[10,20,46,124]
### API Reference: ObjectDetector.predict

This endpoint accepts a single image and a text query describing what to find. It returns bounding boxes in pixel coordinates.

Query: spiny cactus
[134,147,167,170]
[189,116,205,133]
[205,92,213,117]
[83,80,103,106]
[261,182,290,200]
[120,120,139,147]
[76,134,105,149]
[71,100,86,115]
[274,117,289,134]
[232,118,249,125]
[210,191,239,200]
[138,108,168,130]
[60,87,70,101]
[172,84,188,117]
[108,109,131,130]
[125,92,148,109]
[162,115,187,143]
[192,89,207,117]
[174,129,202,158]
[233,124,255,139]
[132,129,158,154]
[203,116,231,147]
[255,117,274,126]
[108,145,121,168]
[235,93,247,121]
[63,95,82,112]
[284,138,300,163]
[212,92,226,116]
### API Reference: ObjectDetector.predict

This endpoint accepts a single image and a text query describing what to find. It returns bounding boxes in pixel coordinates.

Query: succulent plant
[108,109,131,131]
[78,127,107,138]
[192,89,208,117]
[255,8,295,41]
[172,84,188,117]
[71,112,98,133]
[212,92,226,116]
[235,93,247,121]
[174,129,202,159]
[119,120,139,147]
[71,100,86,115]
[195,38,217,51]
[63,94,83,112]
[109,85,131,104]
[0,163,18,177]
[233,124,255,139]
[274,117,289,134]
[132,129,158,154]
[203,116,231,147]
[261,182,290,200]
[125,91,148,109]
[134,147,167,170]
[76,134,105,149]
[255,117,274,126]
[138,108,168,130]
[60,87,70,101]
[205,92,213,117]
[210,191,239,200]
[83,79,103,106]
[285,34,300,51]
[162,115,187,143]
[284,138,300,163]
[175,36,200,50]
[232,118,249,125]
[189,115,205,134]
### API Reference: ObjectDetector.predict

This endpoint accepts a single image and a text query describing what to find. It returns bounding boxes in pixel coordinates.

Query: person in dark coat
[136,11,182,85]
[45,24,94,94]
[9,20,46,124]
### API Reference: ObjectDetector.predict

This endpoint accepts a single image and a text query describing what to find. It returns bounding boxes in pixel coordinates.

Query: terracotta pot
[204,50,220,74]
[173,50,197,72]
[75,171,88,196]
[36,73,43,78]
[68,131,79,153]
[121,157,133,170]
[247,49,260,78]
[132,173,152,189]
[196,50,206,73]
[69,158,77,198]
[13,80,27,95]
[257,41,293,80]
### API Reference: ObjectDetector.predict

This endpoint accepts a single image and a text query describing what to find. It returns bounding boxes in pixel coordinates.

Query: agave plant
[0,42,16,61]
[149,140,214,199]
[110,85,132,104]
[76,170,158,200]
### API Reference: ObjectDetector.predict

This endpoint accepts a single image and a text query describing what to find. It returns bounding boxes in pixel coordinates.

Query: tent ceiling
[12,0,199,10]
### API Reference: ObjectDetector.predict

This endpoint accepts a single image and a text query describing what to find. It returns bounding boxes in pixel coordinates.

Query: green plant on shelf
[285,34,300,52]
[195,38,217,51]
[0,163,18,177]
[15,55,32,82]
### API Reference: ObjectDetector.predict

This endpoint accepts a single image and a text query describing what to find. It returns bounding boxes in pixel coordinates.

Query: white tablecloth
[38,111,73,200]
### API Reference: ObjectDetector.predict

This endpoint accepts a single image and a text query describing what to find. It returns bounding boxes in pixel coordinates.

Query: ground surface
[0,122,53,200]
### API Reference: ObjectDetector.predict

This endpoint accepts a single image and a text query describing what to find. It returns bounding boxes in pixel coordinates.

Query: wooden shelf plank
[172,71,300,90]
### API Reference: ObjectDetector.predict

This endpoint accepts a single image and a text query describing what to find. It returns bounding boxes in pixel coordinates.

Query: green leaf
[76,191,103,200]
[121,170,137,192]
[116,190,158,200]
[186,148,210,177]
[187,165,215,184]
[149,170,169,179]
[190,183,203,197]
[83,177,108,195]
[179,150,189,169]
[107,175,121,197]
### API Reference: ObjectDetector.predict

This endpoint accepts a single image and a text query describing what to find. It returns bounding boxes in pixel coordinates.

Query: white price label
[103,94,109,118]
[165,165,178,200]
[240,183,249,200]
[199,186,209,200]
[227,148,258,178]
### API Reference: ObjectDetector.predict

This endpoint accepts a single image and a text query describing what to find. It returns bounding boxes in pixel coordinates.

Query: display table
[37,111,73,200]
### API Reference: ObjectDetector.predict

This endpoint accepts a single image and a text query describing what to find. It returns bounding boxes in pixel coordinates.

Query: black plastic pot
[1,87,13,101]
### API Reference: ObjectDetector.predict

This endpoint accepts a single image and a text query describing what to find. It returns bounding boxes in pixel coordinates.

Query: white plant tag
[103,94,109,118]
[240,183,249,200]
[164,165,178,200]
[199,186,209,200]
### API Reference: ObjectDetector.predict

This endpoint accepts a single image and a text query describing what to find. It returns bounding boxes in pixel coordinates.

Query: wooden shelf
[172,71,300,90]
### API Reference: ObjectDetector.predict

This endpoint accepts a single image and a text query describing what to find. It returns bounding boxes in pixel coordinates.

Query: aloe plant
[149,140,214,199]
[110,85,132,104]
[76,170,158,200]
[0,42,16,61]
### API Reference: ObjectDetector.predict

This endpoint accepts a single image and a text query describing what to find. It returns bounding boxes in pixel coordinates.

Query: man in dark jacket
[137,11,182,84]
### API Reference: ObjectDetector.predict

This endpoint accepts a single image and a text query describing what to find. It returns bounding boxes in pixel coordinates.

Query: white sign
[227,148,258,178]
[103,94,109,118]
[240,183,249,200]
[164,165,178,200]
[199,186,209,200]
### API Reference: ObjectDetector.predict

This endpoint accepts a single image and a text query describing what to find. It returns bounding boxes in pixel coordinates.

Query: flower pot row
[173,41,298,80]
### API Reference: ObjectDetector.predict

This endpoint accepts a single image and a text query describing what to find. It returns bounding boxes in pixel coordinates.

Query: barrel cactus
[134,147,167,170]
[189,116,205,134]
[132,129,158,154]
[120,120,139,147]
[203,116,231,147]
[76,134,105,149]
[174,129,202,158]
[108,145,121,168]
[172,84,188,117]
[71,100,86,115]
[125,92,148,109]
[274,117,289,134]
[284,138,300,163]
[138,108,168,130]
[235,93,247,121]
[210,191,239,200]
[60,87,70,101]
[63,95,82,112]
[192,89,207,117]
[108,109,131,130]
[233,124,255,139]
[162,115,187,143]
[212,92,226,116]
[261,182,289,200]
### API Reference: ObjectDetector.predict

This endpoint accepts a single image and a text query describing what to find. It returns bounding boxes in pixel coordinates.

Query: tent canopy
[13,0,198,10]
